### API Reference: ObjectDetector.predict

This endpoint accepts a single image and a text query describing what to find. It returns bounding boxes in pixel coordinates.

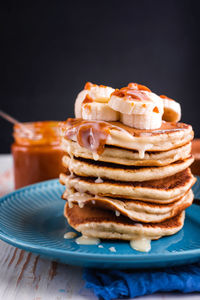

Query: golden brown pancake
[191,139,200,176]
[62,189,193,223]
[64,202,185,240]
[62,155,194,182]
[60,168,196,203]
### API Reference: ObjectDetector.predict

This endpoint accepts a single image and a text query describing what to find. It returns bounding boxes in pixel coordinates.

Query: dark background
[1,0,200,153]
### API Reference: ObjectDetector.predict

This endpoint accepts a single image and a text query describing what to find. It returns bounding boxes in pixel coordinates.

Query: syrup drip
[112,86,152,102]
[64,232,77,239]
[95,177,104,183]
[109,247,116,252]
[63,119,119,155]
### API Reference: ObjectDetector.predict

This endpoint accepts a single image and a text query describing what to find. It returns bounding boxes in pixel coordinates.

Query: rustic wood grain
[0,240,96,300]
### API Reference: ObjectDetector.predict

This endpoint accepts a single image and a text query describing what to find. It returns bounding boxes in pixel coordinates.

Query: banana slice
[84,82,115,103]
[74,82,116,121]
[160,95,181,122]
[108,83,163,129]
[82,101,119,121]
[120,112,162,130]
[75,90,88,118]
[108,85,163,115]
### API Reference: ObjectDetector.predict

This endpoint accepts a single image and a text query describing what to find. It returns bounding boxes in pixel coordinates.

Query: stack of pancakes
[60,119,195,250]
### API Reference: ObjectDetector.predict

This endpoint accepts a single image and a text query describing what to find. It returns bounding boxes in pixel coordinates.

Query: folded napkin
[83,263,200,300]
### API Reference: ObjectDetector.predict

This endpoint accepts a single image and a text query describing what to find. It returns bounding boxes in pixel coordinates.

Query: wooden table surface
[0,154,199,300]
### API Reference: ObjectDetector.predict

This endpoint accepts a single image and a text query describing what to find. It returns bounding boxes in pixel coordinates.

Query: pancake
[64,203,185,240]
[62,139,192,167]
[191,139,200,176]
[59,168,196,203]
[62,189,193,223]
[62,155,194,182]
[61,119,193,157]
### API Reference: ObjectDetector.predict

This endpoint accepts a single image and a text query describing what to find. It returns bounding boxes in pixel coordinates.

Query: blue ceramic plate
[0,178,200,269]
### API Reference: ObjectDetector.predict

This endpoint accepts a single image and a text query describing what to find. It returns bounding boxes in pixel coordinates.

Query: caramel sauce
[128,82,151,92]
[12,121,65,189]
[13,121,61,146]
[84,82,107,90]
[160,95,175,102]
[84,82,96,90]
[112,87,151,101]
[82,94,94,105]
[153,106,159,113]
[82,95,93,114]
[62,118,118,154]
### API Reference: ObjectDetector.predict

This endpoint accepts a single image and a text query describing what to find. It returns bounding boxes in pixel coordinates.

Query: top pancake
[61,119,193,155]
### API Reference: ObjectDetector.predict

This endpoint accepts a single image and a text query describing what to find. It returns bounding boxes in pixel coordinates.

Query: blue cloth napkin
[83,263,200,300]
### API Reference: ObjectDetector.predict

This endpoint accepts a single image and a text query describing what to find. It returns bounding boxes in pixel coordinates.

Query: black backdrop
[1,0,200,153]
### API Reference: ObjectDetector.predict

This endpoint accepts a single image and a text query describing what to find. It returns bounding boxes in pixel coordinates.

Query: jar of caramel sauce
[12,121,65,189]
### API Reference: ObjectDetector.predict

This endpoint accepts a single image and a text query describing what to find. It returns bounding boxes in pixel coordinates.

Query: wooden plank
[0,240,96,300]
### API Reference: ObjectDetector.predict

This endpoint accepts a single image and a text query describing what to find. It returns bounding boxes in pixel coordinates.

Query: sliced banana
[82,101,119,121]
[160,95,181,122]
[74,82,181,130]
[108,83,163,129]
[85,82,115,103]
[74,82,116,121]
[75,90,88,118]
[108,87,164,115]
[120,112,162,130]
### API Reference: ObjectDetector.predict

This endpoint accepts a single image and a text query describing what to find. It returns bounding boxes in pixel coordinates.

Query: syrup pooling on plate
[109,246,116,252]
[64,232,78,239]
[75,235,100,245]
[130,238,151,252]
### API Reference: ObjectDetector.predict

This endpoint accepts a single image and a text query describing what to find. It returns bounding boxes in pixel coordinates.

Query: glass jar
[12,121,65,189]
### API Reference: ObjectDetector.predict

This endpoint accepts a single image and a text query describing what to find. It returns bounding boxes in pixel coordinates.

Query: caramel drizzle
[160,94,175,102]
[82,94,94,105]
[84,82,107,90]
[128,82,151,92]
[112,83,152,101]
[62,118,119,155]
